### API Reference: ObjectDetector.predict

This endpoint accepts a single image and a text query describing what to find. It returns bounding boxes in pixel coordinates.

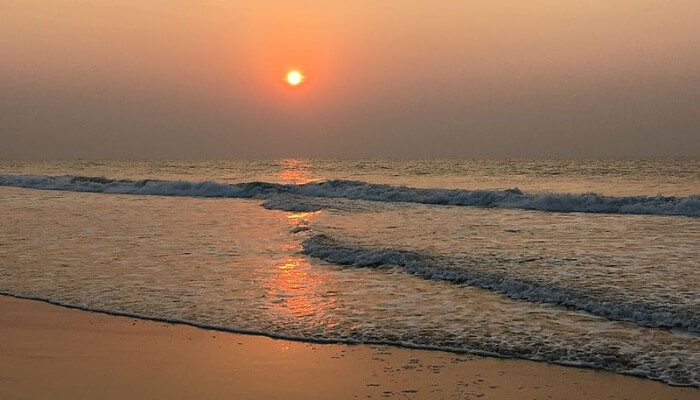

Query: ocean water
[0,159,698,386]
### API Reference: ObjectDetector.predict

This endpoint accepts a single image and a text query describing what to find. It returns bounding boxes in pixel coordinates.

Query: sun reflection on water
[263,158,336,326]
[266,256,327,319]
[277,158,321,185]
[266,209,329,322]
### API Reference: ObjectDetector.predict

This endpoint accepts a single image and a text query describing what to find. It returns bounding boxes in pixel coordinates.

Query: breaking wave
[301,234,700,333]
[1,174,699,216]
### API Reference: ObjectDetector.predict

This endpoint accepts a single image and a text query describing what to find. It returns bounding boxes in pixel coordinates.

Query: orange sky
[1,1,699,158]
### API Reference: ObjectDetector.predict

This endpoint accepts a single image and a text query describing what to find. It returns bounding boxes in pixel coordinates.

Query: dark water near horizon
[0,159,698,386]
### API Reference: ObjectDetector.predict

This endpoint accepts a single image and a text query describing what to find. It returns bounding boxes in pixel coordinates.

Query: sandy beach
[4,0,700,397]
[0,295,696,400]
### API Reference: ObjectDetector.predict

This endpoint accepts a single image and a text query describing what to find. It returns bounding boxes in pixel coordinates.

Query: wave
[2,291,697,387]
[301,234,700,333]
[1,174,699,216]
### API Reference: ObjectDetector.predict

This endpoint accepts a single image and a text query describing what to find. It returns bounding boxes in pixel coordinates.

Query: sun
[285,70,304,86]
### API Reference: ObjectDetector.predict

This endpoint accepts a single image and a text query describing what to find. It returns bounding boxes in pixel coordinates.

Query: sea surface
[0,159,698,386]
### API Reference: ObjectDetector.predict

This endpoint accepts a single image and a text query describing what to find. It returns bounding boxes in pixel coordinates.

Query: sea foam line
[301,234,700,334]
[1,291,696,387]
[0,174,699,216]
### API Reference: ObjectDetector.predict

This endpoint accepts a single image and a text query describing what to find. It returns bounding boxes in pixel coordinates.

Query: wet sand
[0,295,696,400]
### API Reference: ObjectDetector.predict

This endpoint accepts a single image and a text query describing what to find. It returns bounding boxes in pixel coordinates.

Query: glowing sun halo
[286,70,304,86]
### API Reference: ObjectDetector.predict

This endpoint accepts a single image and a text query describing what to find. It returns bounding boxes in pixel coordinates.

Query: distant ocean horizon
[1,158,698,386]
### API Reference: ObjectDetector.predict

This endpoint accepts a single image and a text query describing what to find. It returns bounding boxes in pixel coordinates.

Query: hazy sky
[1,0,699,159]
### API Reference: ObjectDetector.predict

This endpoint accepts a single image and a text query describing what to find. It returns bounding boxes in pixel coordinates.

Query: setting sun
[285,70,304,86]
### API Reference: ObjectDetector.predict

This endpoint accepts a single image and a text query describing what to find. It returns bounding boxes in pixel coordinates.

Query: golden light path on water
[265,159,330,329]
[0,159,698,384]
[277,158,320,184]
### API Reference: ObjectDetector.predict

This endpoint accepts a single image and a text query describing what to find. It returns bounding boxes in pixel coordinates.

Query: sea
[0,159,698,386]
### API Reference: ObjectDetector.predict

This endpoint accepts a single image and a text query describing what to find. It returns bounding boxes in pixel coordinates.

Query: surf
[2,174,699,217]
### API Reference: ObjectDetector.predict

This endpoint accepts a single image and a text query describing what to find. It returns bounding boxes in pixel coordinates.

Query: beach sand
[0,295,696,400]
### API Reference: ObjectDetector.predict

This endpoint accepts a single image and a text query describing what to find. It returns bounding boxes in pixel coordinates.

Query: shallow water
[0,159,698,386]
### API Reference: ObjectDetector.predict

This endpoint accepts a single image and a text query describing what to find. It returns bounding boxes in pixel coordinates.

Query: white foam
[1,174,699,216]
[301,234,700,334]
[2,290,697,387]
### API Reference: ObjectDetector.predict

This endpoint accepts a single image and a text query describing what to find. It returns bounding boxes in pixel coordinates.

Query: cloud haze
[1,1,699,159]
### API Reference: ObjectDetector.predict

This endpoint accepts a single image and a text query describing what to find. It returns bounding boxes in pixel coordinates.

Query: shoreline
[1,295,697,399]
